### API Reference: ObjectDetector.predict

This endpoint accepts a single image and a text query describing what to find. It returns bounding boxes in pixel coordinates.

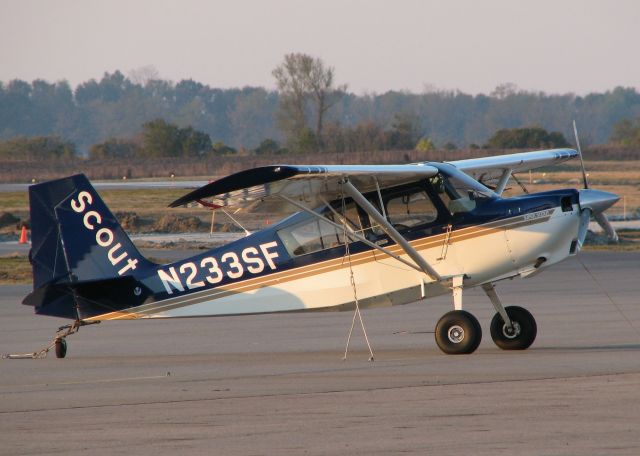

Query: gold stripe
[89,211,555,320]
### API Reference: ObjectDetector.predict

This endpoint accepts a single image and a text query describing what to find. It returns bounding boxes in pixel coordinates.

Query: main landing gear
[433,278,537,355]
[435,310,482,354]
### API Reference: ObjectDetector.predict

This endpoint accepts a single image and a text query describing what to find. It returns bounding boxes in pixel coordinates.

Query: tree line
[1,57,640,157]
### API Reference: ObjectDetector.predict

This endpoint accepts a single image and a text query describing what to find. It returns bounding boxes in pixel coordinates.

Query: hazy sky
[1,0,638,95]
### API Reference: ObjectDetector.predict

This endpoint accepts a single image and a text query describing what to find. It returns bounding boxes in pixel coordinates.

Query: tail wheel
[490,306,537,350]
[55,338,67,358]
[435,310,482,355]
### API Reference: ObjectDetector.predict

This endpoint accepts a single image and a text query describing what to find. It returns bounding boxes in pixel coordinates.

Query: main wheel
[55,338,67,358]
[490,306,537,350]
[435,310,482,354]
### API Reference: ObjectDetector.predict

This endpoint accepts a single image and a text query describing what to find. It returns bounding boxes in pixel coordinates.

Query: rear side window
[386,190,438,229]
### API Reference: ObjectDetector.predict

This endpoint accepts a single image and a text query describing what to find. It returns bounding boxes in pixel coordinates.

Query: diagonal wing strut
[340,179,442,282]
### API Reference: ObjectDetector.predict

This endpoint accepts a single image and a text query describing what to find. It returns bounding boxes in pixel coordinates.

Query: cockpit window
[276,201,364,257]
[386,190,438,229]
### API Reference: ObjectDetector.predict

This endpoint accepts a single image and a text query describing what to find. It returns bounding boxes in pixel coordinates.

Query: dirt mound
[115,211,142,232]
[0,212,19,228]
[213,222,242,233]
[153,214,203,233]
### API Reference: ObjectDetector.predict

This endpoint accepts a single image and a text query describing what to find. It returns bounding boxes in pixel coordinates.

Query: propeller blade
[572,120,589,189]
[577,208,591,250]
[594,212,619,243]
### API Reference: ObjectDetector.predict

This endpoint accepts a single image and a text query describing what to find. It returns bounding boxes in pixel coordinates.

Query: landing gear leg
[483,283,537,350]
[482,283,513,330]
[434,276,482,354]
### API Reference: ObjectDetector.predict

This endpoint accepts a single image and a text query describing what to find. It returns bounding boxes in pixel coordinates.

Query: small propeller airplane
[20,142,619,358]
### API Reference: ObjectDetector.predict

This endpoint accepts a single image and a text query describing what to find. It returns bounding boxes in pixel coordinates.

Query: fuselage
[80,183,582,321]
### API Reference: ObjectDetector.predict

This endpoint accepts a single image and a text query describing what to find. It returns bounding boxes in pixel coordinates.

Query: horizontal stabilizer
[23,275,152,320]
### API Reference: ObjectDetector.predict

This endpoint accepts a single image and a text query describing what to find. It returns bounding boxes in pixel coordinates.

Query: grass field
[0,256,32,284]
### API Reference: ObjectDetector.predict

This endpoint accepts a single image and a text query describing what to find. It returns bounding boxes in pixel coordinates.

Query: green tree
[254,138,283,155]
[387,113,419,150]
[211,141,237,155]
[141,118,182,157]
[415,137,436,152]
[179,126,212,157]
[0,136,76,160]
[610,118,640,147]
[141,118,212,157]
[296,128,319,153]
[89,138,140,159]
[485,126,570,149]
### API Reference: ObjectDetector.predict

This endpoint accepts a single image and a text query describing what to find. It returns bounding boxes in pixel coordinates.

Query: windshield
[430,164,495,214]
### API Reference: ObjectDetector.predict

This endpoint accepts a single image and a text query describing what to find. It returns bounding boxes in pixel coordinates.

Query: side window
[277,202,364,257]
[386,190,438,229]
[278,219,342,256]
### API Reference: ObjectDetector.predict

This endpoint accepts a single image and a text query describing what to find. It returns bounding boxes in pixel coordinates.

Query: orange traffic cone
[19,226,28,244]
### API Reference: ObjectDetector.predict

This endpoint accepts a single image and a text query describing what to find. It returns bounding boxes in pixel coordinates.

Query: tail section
[24,174,152,319]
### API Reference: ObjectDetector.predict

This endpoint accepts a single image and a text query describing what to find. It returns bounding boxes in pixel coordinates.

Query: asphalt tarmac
[1,251,639,455]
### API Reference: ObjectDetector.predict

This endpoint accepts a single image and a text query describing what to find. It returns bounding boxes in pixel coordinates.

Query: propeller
[573,120,589,189]
[573,120,619,244]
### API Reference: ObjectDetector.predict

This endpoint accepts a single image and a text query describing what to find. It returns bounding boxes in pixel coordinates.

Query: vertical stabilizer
[26,174,151,318]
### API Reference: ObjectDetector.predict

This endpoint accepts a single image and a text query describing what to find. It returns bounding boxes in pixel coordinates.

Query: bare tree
[128,65,160,87]
[272,53,346,150]
[272,54,311,139]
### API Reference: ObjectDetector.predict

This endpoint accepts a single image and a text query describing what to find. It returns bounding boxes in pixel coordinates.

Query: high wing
[446,148,578,190]
[169,164,439,212]
[169,148,577,211]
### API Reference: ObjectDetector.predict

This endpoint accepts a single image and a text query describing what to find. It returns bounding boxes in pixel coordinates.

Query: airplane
[18,146,619,359]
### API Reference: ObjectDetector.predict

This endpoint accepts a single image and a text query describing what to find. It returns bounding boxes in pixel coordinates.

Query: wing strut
[494,169,512,195]
[340,179,442,282]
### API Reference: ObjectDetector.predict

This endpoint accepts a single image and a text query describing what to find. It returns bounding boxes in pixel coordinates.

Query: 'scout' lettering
[70,190,138,276]
[71,191,92,213]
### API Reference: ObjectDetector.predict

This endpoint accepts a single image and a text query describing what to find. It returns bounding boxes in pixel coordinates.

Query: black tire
[490,306,537,350]
[55,338,67,359]
[435,310,482,354]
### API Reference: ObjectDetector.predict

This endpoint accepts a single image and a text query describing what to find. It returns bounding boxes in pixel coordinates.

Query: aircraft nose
[578,189,620,214]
